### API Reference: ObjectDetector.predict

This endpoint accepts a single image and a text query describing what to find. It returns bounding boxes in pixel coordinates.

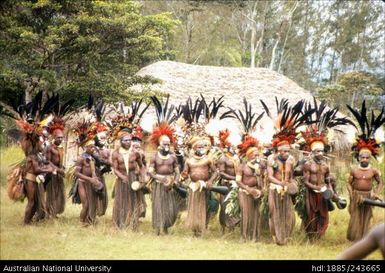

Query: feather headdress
[72,96,108,147]
[47,94,75,136]
[7,91,58,154]
[219,129,231,149]
[224,97,264,157]
[237,135,259,158]
[73,119,96,147]
[107,98,149,142]
[227,97,264,138]
[347,100,385,159]
[260,97,314,149]
[150,95,177,146]
[300,97,354,152]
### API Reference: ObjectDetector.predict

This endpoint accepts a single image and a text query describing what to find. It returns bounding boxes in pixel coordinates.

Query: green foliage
[225,187,240,217]
[294,179,307,222]
[260,190,269,227]
[316,71,383,111]
[141,1,384,99]
[337,71,383,97]
[317,84,347,109]
[0,0,178,106]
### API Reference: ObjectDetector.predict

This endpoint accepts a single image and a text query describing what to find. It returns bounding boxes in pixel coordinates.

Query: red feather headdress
[300,126,327,152]
[347,100,385,158]
[49,117,65,135]
[150,96,178,147]
[346,101,385,159]
[73,119,96,147]
[300,98,353,152]
[260,98,314,149]
[132,125,144,141]
[219,129,231,149]
[237,135,259,157]
[151,123,175,146]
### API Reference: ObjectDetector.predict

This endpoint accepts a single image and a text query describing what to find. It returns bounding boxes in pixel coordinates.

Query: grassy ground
[0,146,384,260]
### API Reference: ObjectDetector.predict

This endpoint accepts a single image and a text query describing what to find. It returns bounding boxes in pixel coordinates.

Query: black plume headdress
[227,97,264,137]
[260,97,314,148]
[347,100,385,158]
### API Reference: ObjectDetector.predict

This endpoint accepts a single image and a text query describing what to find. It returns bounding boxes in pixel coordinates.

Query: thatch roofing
[134,61,314,112]
[132,61,355,150]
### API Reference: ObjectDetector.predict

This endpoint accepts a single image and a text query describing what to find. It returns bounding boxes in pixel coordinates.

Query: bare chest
[273,161,292,179]
[155,156,174,167]
[309,163,328,175]
[353,169,375,180]
[244,163,261,177]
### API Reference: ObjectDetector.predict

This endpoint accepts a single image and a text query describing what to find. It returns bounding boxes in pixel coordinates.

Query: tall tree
[0,0,178,106]
[141,0,385,98]
[317,71,384,111]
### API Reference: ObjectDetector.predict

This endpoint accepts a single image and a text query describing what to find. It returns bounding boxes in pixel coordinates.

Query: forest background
[0,0,384,260]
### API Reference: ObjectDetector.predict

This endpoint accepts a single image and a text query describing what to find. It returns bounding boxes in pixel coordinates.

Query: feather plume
[150,123,175,146]
[260,97,314,148]
[237,135,259,157]
[300,97,354,151]
[219,129,231,149]
[227,97,264,136]
[347,100,385,158]
[150,95,177,125]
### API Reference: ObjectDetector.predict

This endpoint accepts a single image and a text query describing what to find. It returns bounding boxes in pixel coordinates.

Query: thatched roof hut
[132,61,354,150]
[134,61,315,111]
[63,61,355,168]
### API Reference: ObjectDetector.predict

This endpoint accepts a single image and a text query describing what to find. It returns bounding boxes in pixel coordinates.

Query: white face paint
[194,143,207,156]
[97,132,107,146]
[158,137,171,155]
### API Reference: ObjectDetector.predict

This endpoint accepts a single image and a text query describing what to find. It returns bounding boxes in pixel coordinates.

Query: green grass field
[0,146,384,260]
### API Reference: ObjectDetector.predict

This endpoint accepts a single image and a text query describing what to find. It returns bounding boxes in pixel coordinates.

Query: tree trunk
[185,12,194,63]
[25,89,32,104]
[356,2,367,71]
[277,23,291,73]
[277,2,298,73]
[249,1,258,68]
[350,91,357,109]
[23,77,38,104]
[269,38,280,70]
[255,1,268,67]
[230,6,248,67]
[329,1,340,83]
[250,27,256,68]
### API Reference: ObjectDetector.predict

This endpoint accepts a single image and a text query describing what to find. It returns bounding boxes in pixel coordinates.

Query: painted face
[96,131,107,146]
[160,138,170,151]
[248,150,259,161]
[278,147,290,161]
[313,148,324,161]
[194,142,207,157]
[53,130,64,146]
[203,140,211,150]
[132,141,141,151]
[120,135,132,150]
[358,153,370,168]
